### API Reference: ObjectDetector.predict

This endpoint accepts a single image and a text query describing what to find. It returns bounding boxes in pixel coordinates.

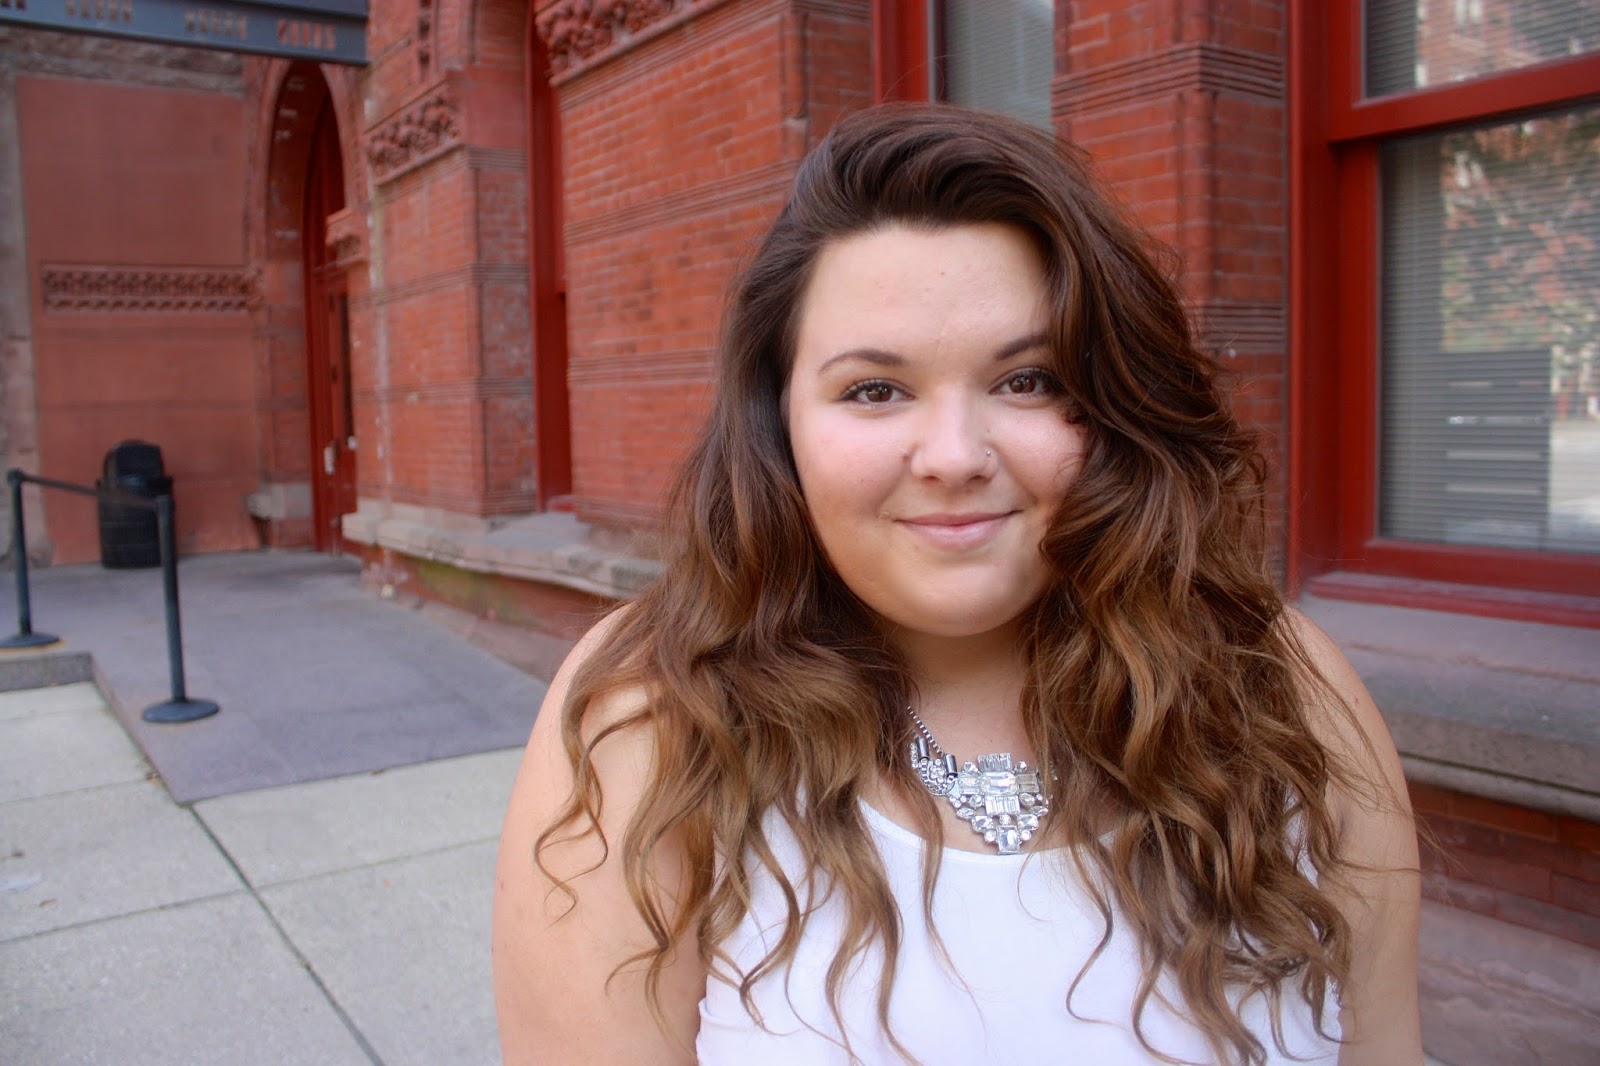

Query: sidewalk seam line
[0,773,166,805]
[0,887,251,947]
[188,809,387,1066]
[0,704,109,722]
[186,746,528,805]
[236,833,503,890]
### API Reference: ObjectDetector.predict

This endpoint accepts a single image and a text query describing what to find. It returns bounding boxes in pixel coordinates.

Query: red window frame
[872,0,932,104]
[1289,1,1600,623]
[526,12,571,509]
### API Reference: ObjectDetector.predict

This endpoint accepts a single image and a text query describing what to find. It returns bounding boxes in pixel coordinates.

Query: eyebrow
[815,332,1051,375]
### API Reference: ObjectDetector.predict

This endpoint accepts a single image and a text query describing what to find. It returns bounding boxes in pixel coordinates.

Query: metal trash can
[97,441,172,569]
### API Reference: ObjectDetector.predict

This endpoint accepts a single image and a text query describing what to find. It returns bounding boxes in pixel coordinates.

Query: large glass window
[1299,0,1600,605]
[1380,103,1600,554]
[1366,0,1600,97]
[940,0,1053,129]
[872,2,1052,128]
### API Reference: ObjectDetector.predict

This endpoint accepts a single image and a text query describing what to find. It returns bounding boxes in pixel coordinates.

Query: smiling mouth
[896,512,1014,550]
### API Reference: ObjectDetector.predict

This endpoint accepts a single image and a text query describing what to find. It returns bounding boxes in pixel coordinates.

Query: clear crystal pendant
[906,710,1051,856]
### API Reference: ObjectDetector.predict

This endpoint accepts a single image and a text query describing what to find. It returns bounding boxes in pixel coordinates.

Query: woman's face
[785,222,1087,641]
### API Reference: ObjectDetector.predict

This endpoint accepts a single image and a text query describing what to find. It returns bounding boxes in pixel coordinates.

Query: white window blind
[940,0,1053,129]
[1366,0,1600,98]
[1379,102,1600,555]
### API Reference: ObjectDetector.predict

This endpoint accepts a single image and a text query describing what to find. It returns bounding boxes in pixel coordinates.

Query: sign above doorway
[0,0,366,65]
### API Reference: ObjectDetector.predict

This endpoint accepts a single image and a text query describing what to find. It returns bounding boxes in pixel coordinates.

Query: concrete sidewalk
[1,550,548,1064]
[1,681,520,1064]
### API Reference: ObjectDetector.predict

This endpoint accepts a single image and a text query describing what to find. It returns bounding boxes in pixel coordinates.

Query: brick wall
[347,0,537,521]
[543,0,872,529]
[1412,782,1600,951]
[10,55,258,562]
[1055,0,1289,562]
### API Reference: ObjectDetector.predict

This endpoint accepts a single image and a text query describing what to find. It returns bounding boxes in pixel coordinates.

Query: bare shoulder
[1278,607,1400,810]
[503,607,654,861]
[492,605,702,1065]
[522,604,650,774]
[1278,607,1423,1064]
[1278,605,1415,861]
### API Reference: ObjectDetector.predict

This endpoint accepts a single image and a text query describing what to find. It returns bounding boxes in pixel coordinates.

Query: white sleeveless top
[696,802,1340,1064]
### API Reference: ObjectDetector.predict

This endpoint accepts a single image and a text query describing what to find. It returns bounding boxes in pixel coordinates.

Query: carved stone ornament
[40,264,258,313]
[365,90,462,184]
[536,0,681,75]
[324,206,366,266]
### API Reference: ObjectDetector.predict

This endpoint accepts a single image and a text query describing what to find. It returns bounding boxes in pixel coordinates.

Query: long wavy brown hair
[537,103,1365,1065]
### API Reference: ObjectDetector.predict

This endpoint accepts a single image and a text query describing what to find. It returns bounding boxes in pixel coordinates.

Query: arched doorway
[301,89,356,551]
[261,62,355,553]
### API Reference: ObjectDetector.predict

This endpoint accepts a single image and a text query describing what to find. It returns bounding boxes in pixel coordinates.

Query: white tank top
[696,802,1340,1064]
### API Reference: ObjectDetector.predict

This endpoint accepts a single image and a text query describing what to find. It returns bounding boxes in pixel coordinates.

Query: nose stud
[985,450,992,457]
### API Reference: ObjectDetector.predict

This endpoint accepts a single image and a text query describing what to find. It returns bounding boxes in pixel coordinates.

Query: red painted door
[303,96,357,552]
[320,274,358,550]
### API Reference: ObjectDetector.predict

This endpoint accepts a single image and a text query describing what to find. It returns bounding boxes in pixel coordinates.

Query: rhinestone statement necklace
[906,707,1050,855]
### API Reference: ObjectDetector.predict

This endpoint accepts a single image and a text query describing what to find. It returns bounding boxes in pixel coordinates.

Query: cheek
[796,457,888,536]
[1017,419,1089,501]
[790,414,901,514]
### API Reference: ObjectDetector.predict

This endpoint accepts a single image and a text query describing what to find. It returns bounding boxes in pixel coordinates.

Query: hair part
[536,103,1367,1065]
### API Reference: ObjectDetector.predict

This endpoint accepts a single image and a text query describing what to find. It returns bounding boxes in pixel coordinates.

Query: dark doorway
[302,92,357,552]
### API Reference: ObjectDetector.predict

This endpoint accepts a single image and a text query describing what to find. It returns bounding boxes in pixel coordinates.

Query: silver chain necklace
[905,707,1050,855]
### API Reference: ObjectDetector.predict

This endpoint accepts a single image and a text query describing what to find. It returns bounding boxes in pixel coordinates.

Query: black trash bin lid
[104,440,165,480]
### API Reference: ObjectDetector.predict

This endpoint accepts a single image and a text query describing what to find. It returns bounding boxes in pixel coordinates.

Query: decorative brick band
[1054,42,1284,114]
[535,0,743,81]
[354,263,528,310]
[564,159,791,245]
[1195,301,1286,356]
[361,377,533,404]
[537,0,677,75]
[366,89,461,185]
[40,264,257,313]
[567,347,710,386]
[0,26,245,94]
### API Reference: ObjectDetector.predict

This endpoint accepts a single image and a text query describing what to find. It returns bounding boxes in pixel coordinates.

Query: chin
[874,598,1037,641]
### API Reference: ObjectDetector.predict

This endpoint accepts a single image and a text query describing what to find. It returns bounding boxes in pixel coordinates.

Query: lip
[896,511,1014,551]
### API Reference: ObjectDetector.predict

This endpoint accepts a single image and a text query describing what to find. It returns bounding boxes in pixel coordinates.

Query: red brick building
[1,3,1596,1058]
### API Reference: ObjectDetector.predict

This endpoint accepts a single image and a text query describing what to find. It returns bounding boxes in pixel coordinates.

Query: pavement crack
[189,809,387,1066]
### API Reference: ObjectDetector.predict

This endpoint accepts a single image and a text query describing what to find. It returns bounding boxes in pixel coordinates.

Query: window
[1380,104,1600,557]
[1292,0,1600,615]
[939,0,1053,128]
[873,1,1053,129]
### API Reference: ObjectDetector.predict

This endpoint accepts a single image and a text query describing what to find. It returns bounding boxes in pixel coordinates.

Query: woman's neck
[890,620,1032,756]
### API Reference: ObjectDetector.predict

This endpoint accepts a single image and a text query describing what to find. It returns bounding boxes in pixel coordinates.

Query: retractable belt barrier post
[2,468,220,723]
[3,470,58,650]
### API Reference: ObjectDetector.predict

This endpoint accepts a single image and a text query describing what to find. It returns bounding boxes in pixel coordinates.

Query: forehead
[793,223,1049,366]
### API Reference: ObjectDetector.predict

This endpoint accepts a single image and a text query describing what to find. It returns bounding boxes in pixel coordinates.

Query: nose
[906,391,991,484]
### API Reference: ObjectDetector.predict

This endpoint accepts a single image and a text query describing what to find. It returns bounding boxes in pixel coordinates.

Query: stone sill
[1300,592,1600,823]
[341,502,659,602]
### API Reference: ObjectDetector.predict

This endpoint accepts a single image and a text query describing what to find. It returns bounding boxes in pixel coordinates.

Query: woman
[493,104,1421,1065]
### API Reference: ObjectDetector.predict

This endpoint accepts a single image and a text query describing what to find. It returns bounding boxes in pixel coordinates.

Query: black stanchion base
[143,698,220,724]
[1,631,61,649]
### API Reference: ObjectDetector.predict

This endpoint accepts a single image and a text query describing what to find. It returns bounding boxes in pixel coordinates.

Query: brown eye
[1004,370,1058,395]
[843,380,901,404]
